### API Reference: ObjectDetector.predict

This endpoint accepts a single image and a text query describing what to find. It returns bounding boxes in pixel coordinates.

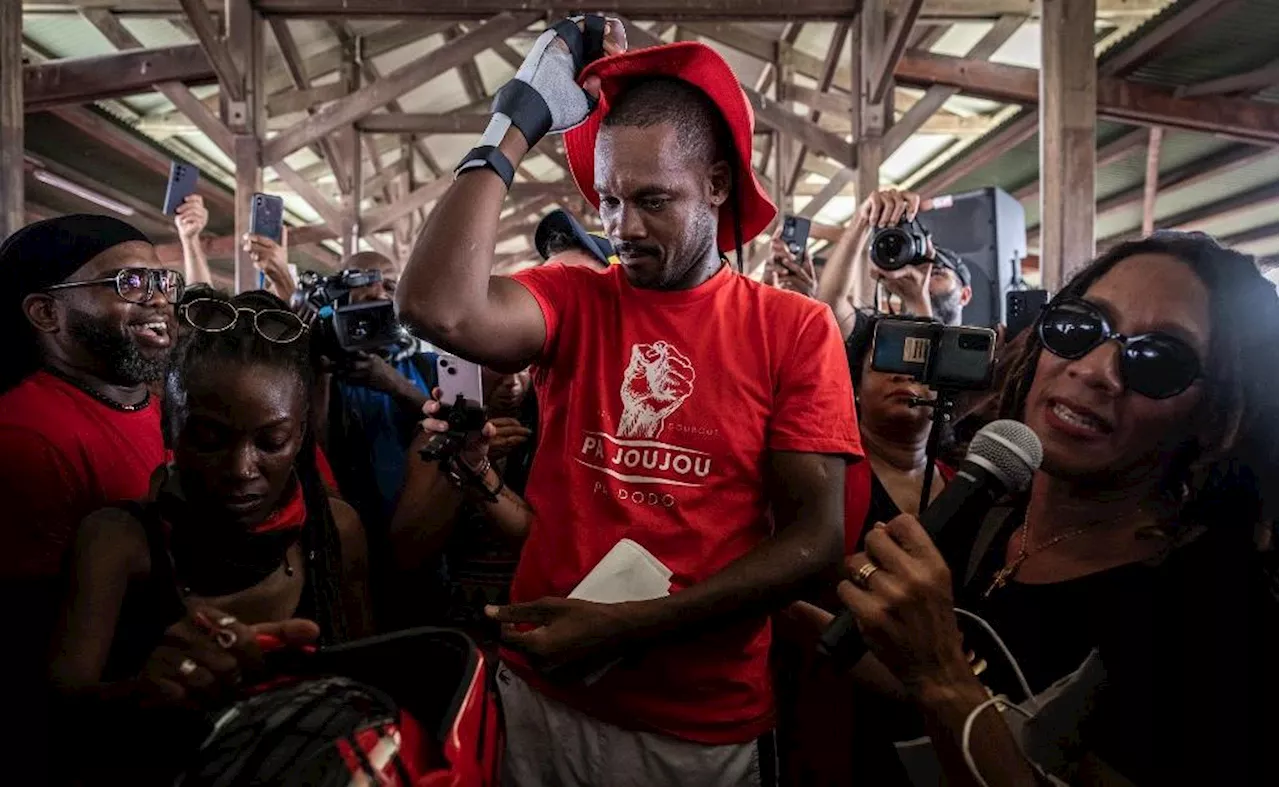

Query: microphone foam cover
[967,419,1043,492]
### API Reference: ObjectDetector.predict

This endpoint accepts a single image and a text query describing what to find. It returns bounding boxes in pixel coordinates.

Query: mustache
[614,243,661,257]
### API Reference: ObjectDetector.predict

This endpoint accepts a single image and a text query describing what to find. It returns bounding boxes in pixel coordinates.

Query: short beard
[931,286,965,326]
[66,307,169,385]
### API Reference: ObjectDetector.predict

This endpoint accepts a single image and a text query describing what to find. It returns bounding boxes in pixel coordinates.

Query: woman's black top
[960,509,1277,786]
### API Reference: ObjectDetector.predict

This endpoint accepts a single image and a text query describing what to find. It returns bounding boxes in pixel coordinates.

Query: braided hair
[164,289,349,643]
[998,232,1279,532]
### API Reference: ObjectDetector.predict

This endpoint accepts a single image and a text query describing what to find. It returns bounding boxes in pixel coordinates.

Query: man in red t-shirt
[398,21,860,786]
[0,215,182,767]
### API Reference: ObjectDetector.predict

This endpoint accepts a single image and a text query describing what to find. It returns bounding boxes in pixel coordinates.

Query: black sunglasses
[1037,298,1202,399]
[46,267,186,305]
[181,298,309,344]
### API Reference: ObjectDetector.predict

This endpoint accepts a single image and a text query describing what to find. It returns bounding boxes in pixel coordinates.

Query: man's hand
[767,235,818,298]
[870,260,934,318]
[860,188,934,229]
[486,597,641,670]
[175,195,208,244]
[342,351,409,394]
[244,230,294,300]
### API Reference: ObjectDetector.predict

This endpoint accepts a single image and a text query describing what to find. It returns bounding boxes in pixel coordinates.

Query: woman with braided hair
[48,289,372,781]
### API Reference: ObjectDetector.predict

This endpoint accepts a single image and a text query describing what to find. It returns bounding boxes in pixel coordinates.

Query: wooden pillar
[1039,0,1096,291]
[341,38,361,260]
[854,2,886,308]
[0,0,23,238]
[772,43,794,217]
[227,0,264,292]
[1140,127,1163,236]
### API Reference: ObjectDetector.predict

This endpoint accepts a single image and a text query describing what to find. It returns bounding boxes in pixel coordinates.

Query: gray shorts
[496,663,774,787]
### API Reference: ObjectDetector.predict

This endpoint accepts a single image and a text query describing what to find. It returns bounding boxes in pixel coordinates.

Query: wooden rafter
[262,13,535,165]
[1139,127,1163,235]
[786,20,849,195]
[177,0,242,101]
[79,9,234,155]
[1011,127,1148,202]
[1103,182,1280,244]
[1181,62,1278,98]
[882,13,1023,155]
[869,0,924,105]
[894,51,1279,144]
[1098,0,1235,78]
[23,44,216,111]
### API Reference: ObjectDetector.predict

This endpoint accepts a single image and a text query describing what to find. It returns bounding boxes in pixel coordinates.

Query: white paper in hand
[568,538,672,604]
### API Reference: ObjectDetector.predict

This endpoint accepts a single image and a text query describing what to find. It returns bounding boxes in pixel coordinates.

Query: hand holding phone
[249,192,285,243]
[163,161,200,216]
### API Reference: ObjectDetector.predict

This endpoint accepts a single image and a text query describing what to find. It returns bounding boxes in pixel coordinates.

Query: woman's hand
[137,607,320,706]
[837,514,972,696]
[175,195,208,244]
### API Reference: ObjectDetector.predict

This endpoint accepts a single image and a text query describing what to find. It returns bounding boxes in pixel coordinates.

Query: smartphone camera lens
[958,334,992,351]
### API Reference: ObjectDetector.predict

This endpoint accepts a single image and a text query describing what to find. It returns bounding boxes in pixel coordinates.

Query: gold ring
[853,561,880,590]
[178,658,199,677]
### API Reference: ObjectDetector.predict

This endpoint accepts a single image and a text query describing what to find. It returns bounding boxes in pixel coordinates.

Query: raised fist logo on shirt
[618,341,696,439]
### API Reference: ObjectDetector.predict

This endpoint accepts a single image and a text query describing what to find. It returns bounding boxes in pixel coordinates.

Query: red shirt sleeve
[769,306,863,458]
[0,427,87,579]
[508,261,578,365]
[314,445,339,494]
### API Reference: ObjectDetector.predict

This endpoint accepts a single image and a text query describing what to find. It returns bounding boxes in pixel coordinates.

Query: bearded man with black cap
[398,18,860,787]
[0,215,182,704]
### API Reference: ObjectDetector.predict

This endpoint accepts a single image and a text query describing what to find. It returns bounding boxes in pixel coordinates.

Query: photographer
[321,252,436,584]
[816,188,973,335]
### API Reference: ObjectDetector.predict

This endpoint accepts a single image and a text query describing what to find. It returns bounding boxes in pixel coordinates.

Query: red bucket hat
[564,41,778,254]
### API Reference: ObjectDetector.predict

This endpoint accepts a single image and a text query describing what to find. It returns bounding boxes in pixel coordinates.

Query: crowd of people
[0,15,1276,787]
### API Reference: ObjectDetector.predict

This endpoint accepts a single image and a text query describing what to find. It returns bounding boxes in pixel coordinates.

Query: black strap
[551,19,587,71]
[492,79,554,147]
[582,15,606,62]
[456,145,516,189]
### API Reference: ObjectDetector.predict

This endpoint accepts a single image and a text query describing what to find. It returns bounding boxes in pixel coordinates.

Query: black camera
[868,217,931,271]
[294,269,407,357]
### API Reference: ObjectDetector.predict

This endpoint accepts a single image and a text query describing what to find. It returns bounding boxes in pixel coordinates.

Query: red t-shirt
[506,262,862,744]
[0,372,165,580]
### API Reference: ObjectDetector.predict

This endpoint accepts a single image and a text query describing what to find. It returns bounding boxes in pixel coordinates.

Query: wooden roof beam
[869,0,923,105]
[23,44,216,111]
[894,51,1279,144]
[262,13,535,166]
[1180,61,1279,98]
[1098,0,1235,78]
[177,0,242,101]
[247,0,1165,20]
[1103,182,1280,244]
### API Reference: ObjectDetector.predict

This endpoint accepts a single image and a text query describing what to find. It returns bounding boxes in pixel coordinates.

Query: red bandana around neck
[251,480,308,534]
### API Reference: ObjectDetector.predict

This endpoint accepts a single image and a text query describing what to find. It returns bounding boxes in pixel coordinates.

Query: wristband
[454,145,516,189]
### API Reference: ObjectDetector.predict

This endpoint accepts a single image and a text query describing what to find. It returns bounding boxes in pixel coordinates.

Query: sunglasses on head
[181,298,309,344]
[46,267,186,305]
[1037,298,1202,399]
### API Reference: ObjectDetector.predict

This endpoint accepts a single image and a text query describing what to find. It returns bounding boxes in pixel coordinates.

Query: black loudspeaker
[916,186,1026,327]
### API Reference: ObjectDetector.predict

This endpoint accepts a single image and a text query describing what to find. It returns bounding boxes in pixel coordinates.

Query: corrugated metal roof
[1119,0,1278,90]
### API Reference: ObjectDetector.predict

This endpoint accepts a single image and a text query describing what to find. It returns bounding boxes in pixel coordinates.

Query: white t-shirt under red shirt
[506,261,862,744]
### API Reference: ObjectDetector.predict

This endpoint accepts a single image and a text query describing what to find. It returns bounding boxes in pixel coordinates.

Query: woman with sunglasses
[833,233,1277,785]
[48,290,373,780]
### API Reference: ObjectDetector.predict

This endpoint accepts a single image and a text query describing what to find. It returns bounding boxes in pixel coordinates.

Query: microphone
[817,420,1043,664]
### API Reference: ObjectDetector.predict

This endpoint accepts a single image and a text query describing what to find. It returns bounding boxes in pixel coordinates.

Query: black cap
[534,209,614,267]
[933,246,971,287]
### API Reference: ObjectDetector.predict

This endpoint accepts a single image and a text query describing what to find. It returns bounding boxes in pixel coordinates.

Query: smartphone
[162,160,199,216]
[871,317,996,391]
[1006,288,1050,340]
[781,214,812,257]
[436,353,485,409]
[249,192,285,243]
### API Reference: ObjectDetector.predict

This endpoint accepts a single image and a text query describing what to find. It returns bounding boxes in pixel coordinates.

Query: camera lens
[870,228,912,271]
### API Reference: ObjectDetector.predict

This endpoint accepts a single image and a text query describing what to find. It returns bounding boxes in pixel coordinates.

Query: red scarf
[251,480,308,533]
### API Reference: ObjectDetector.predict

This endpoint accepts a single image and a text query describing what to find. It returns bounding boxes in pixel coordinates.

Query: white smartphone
[435,354,485,409]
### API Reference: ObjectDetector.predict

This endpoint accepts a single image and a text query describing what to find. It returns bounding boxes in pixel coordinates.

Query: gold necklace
[982,518,1095,599]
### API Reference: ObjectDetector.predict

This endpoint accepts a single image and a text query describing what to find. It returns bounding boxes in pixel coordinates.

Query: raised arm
[396,129,546,371]
[175,195,212,286]
[397,18,625,371]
